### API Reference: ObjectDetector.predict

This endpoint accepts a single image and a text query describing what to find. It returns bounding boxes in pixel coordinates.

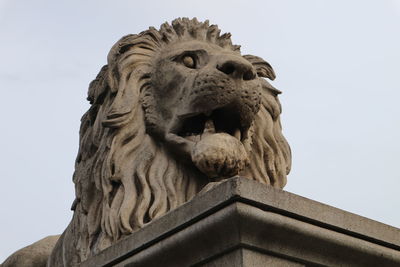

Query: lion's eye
[182,55,196,69]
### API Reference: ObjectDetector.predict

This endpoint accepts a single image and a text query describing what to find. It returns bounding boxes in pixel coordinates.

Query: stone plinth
[80,177,400,267]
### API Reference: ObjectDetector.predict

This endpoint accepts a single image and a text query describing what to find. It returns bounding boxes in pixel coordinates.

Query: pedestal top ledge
[81,177,400,267]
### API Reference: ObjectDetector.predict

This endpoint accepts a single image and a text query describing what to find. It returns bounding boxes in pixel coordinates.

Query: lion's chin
[191,132,249,180]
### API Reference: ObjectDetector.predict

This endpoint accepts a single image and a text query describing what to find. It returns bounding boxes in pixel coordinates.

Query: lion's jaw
[144,40,262,179]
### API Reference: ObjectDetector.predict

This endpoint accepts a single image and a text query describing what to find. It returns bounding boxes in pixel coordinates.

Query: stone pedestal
[80,177,400,267]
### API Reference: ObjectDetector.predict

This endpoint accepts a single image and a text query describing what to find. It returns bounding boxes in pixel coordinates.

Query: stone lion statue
[2,18,291,266]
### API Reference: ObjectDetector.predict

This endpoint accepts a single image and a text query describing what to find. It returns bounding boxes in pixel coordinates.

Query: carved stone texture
[1,236,59,267]
[2,18,291,267]
[80,178,400,267]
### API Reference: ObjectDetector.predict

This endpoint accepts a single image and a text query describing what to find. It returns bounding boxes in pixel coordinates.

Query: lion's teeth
[234,128,241,140]
[185,135,200,142]
[241,130,248,142]
[203,119,216,134]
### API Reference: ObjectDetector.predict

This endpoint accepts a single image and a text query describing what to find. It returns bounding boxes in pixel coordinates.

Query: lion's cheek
[191,133,249,180]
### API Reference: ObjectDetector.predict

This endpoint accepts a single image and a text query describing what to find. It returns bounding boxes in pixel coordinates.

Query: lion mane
[54,18,291,264]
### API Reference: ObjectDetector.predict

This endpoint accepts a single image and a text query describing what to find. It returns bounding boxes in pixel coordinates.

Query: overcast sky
[1,0,399,262]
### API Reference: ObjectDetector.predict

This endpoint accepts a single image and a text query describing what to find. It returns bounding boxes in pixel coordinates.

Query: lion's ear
[243,54,276,81]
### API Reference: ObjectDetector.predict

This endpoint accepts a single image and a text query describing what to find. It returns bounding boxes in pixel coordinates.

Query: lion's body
[2,18,291,267]
[1,236,59,267]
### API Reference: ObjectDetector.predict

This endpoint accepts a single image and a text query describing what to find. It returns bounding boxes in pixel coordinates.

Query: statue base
[81,177,400,266]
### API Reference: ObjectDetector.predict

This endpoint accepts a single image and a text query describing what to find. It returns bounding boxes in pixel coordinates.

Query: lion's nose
[216,57,256,81]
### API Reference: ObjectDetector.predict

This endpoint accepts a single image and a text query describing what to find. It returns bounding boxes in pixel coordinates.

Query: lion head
[69,18,291,261]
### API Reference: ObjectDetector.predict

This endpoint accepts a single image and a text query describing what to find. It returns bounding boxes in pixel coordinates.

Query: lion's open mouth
[170,106,250,179]
[165,106,252,179]
[175,106,247,142]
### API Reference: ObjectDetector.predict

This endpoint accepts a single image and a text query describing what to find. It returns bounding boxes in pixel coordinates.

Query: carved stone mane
[43,18,291,266]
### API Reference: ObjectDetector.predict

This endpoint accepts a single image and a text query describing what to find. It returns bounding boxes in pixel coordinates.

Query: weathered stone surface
[42,17,290,266]
[204,249,304,267]
[2,18,291,266]
[80,177,400,267]
[2,17,292,266]
[1,236,59,267]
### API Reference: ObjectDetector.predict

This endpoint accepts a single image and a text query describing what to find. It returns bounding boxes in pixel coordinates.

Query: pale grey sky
[1,0,399,262]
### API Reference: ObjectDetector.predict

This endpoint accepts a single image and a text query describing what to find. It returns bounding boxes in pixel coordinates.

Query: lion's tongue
[191,119,249,179]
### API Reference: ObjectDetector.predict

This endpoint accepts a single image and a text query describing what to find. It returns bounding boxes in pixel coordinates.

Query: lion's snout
[216,55,256,81]
[184,72,262,130]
